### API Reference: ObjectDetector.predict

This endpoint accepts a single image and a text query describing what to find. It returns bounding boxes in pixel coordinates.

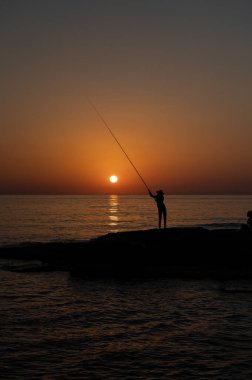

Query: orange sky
[1,1,252,194]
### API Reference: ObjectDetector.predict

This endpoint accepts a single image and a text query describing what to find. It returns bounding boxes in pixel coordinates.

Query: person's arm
[148,189,154,198]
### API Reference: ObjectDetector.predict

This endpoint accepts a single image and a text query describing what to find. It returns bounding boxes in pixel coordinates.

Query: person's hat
[156,189,164,194]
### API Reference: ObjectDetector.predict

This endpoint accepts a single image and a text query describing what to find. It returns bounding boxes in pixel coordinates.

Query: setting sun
[109,175,118,183]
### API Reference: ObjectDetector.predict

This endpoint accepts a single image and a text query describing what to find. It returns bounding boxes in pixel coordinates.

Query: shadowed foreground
[1,228,252,279]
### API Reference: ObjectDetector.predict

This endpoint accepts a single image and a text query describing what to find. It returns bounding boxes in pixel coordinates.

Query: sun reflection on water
[108,195,119,229]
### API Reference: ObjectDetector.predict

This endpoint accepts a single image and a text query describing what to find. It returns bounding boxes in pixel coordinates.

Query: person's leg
[163,206,167,228]
[158,208,162,229]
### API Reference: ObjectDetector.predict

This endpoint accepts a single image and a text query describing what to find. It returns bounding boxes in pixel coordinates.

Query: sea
[1,195,252,379]
[1,194,251,246]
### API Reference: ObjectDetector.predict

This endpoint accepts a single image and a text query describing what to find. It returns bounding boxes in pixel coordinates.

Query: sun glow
[109,175,118,183]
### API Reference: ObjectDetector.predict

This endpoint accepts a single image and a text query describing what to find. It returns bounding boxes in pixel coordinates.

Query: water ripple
[1,271,252,378]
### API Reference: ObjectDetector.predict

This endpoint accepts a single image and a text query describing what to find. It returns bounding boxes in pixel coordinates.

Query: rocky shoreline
[1,227,252,279]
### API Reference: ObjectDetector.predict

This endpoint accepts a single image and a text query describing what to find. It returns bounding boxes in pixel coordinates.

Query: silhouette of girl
[148,189,167,229]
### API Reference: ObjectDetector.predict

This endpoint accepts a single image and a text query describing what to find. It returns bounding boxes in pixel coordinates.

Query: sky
[1,0,252,195]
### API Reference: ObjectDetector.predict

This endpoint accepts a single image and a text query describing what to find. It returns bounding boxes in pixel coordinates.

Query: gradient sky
[1,0,252,194]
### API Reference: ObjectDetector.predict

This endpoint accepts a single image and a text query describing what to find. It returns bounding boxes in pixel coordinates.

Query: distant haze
[1,0,252,194]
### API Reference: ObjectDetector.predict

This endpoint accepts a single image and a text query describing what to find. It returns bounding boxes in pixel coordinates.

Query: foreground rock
[1,228,252,279]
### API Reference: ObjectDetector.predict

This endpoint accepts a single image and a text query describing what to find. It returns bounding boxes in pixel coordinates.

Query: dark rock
[1,227,252,279]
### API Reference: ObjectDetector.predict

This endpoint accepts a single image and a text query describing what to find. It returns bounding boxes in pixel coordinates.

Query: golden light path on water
[109,195,119,230]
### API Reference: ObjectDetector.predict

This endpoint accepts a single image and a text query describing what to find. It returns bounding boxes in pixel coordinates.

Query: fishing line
[87,97,150,192]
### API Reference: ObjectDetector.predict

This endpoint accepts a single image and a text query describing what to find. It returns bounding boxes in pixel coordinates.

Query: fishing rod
[87,97,150,192]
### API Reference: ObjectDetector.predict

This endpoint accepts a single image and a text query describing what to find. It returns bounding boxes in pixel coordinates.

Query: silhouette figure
[148,189,167,229]
[240,210,252,231]
[247,210,252,229]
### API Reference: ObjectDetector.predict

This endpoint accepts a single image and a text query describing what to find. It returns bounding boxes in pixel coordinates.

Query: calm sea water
[1,272,252,379]
[1,195,252,379]
[0,195,251,246]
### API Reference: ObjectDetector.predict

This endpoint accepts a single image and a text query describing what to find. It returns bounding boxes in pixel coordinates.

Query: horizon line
[1,193,252,197]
